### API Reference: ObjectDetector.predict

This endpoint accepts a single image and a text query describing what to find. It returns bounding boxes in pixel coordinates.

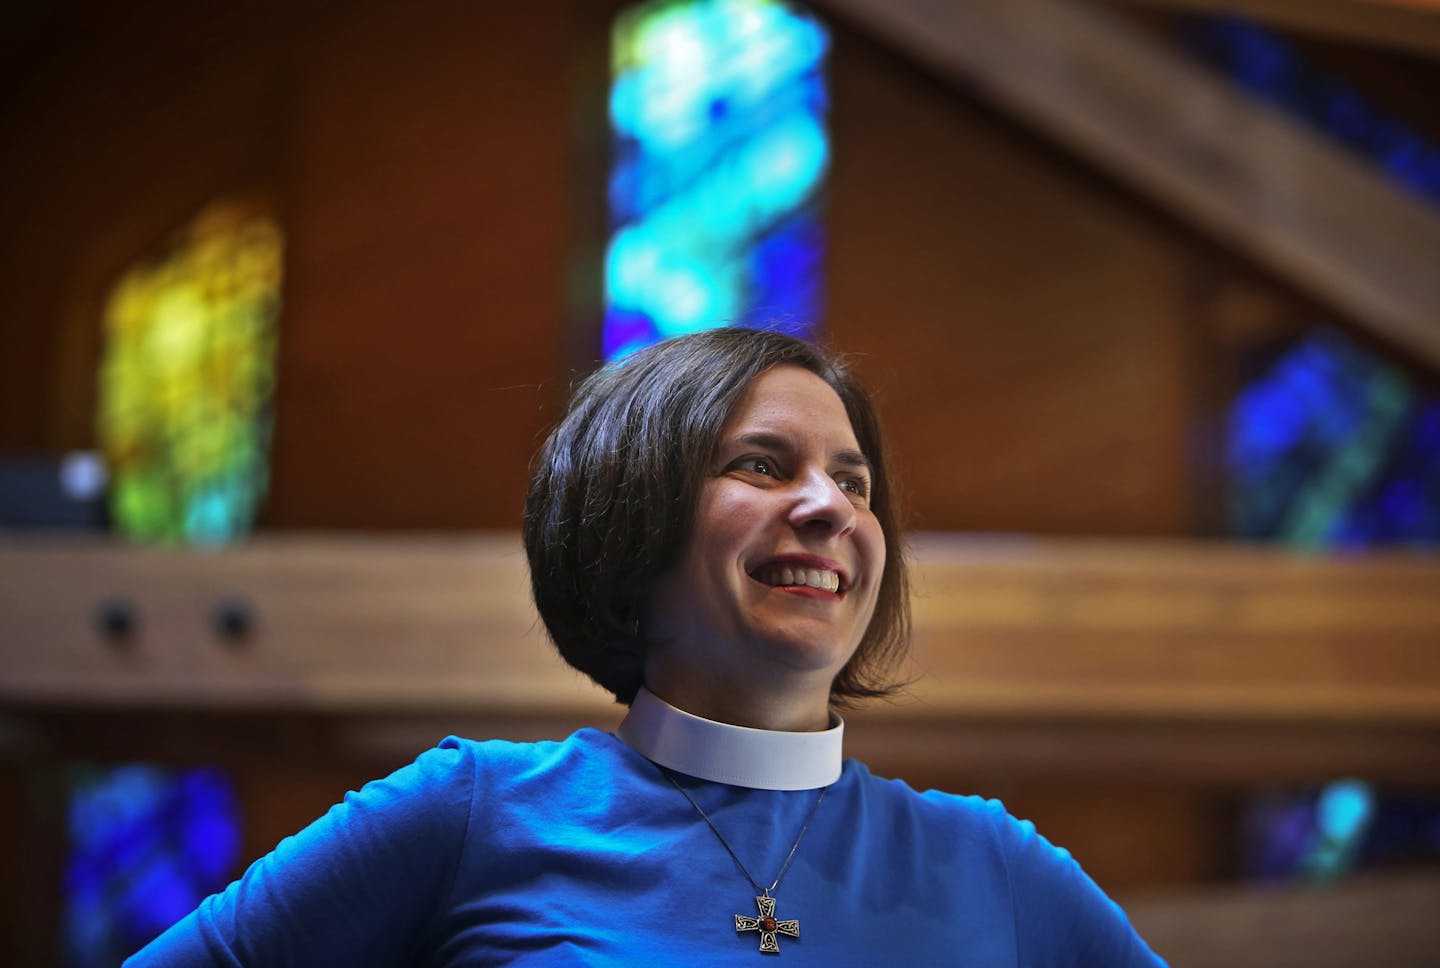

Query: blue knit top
[127,729,1165,966]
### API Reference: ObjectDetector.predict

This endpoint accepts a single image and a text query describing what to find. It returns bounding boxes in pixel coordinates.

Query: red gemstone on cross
[761,917,778,932]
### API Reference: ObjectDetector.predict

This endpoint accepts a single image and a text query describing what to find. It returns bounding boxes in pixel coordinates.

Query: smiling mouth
[750,563,843,594]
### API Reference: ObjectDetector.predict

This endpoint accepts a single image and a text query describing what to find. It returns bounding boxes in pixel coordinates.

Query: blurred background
[2,0,1439,964]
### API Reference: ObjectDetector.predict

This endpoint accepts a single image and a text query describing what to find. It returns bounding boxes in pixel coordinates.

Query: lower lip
[758,583,842,601]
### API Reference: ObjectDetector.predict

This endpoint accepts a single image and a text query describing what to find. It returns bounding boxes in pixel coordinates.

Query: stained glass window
[64,765,241,966]
[606,0,829,360]
[1244,779,1440,884]
[1227,328,1440,548]
[96,200,283,546]
[77,200,277,961]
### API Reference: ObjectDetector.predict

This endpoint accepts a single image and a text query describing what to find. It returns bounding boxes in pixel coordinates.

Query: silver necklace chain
[661,768,828,897]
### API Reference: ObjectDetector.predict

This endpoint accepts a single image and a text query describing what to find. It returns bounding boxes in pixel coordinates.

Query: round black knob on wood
[93,597,137,644]
[211,596,255,644]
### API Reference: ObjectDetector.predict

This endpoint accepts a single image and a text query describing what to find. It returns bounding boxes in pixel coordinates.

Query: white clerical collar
[616,687,843,791]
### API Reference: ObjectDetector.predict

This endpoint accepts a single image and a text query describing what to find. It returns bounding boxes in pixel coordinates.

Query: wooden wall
[262,1,580,529]
[827,25,1208,534]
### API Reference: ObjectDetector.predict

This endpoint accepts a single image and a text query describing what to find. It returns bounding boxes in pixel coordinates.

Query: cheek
[695,486,766,550]
[860,516,886,577]
[856,519,887,613]
[677,508,741,591]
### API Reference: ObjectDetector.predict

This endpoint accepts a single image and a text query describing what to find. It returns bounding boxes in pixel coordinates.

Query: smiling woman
[524,329,908,730]
[128,329,1166,966]
[645,364,888,731]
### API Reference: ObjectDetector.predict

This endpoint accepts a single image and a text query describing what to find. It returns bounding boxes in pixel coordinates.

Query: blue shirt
[128,729,1165,965]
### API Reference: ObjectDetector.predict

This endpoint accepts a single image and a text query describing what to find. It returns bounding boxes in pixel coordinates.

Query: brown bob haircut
[523,327,910,706]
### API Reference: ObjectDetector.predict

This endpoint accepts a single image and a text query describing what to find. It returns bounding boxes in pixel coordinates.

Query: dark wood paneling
[263,1,574,528]
[826,21,1203,534]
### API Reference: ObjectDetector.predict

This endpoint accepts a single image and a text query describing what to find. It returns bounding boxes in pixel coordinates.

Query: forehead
[720,365,858,444]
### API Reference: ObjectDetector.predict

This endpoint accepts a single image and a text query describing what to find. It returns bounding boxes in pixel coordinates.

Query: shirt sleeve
[991,801,1168,967]
[124,738,479,968]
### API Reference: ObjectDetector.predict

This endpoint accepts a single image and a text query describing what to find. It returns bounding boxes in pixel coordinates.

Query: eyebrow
[726,431,872,472]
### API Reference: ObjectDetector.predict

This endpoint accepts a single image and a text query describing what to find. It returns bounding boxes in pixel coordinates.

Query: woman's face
[645,365,885,722]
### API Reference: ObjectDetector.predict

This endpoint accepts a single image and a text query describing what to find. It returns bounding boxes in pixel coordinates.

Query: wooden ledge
[1,531,1436,781]
[1,532,1436,725]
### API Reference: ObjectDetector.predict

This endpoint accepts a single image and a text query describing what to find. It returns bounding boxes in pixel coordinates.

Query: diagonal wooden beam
[1105,0,1440,60]
[818,0,1440,372]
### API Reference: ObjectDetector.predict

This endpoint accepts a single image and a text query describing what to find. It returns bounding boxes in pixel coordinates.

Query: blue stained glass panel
[1227,328,1440,548]
[1244,781,1440,884]
[64,764,241,967]
[606,0,829,360]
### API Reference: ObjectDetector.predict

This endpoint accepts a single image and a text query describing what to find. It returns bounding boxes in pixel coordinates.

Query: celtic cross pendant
[735,894,800,953]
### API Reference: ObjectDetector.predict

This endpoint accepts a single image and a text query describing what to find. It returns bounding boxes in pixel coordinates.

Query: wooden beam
[1,533,1437,723]
[1125,871,1440,967]
[1103,0,1440,61]
[0,534,611,717]
[900,533,1440,724]
[1,534,1437,783]
[818,0,1440,372]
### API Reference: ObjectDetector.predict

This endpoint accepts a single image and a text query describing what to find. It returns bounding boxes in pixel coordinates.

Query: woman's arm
[993,801,1168,967]
[125,738,479,968]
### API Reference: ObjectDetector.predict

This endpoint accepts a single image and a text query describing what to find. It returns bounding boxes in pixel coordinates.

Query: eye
[729,456,778,478]
[837,475,870,499]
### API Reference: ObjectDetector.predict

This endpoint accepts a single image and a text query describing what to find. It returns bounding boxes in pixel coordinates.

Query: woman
[130,328,1164,965]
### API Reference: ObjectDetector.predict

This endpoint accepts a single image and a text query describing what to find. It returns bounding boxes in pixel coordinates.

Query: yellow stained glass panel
[96,201,283,545]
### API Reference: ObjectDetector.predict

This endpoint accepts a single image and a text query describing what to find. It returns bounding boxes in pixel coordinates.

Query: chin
[749,625,860,676]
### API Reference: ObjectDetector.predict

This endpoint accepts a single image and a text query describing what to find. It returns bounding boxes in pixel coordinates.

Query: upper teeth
[755,565,840,593]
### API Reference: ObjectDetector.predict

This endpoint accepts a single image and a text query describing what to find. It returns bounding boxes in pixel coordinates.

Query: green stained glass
[96,202,283,545]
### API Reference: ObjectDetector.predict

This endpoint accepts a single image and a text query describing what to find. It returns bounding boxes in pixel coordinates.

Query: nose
[787,467,857,537]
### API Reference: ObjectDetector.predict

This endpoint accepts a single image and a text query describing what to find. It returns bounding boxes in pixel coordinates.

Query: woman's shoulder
[843,758,1016,833]
[408,726,611,777]
[411,727,633,796]
[841,760,1090,865]
[843,761,1165,964]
